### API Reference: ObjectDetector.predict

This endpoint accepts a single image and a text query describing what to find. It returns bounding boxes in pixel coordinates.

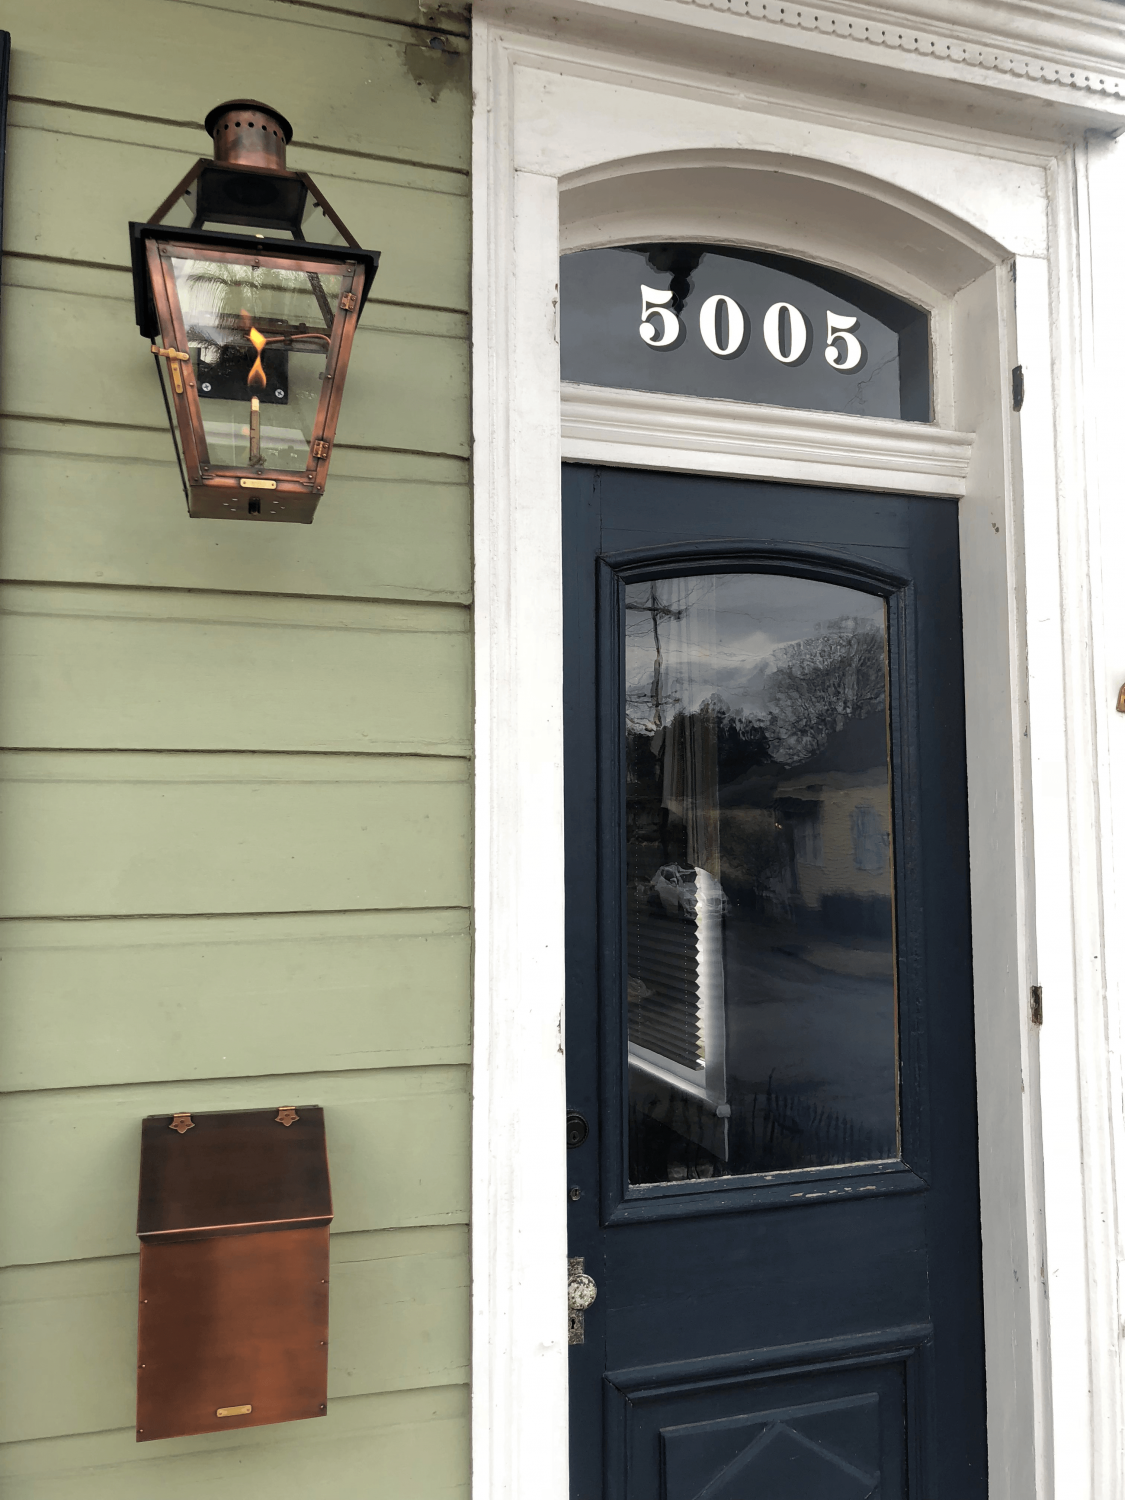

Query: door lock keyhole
[568,1256,597,1345]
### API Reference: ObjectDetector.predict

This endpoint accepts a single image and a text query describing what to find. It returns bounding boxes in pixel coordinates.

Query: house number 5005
[639,285,864,371]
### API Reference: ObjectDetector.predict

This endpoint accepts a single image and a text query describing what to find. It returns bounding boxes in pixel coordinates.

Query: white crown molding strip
[662,0,1125,98]
[561,381,974,496]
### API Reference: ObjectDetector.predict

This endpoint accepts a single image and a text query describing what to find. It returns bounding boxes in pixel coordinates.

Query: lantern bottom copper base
[188,487,319,524]
[137,1226,329,1441]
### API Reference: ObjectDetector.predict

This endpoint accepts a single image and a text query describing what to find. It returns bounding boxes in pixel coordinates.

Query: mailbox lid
[138,1105,332,1241]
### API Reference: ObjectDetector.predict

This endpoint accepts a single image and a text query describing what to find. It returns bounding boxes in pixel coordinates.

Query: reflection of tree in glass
[764,616,885,765]
[699,693,773,779]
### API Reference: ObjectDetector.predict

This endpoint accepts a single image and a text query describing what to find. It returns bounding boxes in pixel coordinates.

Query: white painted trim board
[472,10,1124,1500]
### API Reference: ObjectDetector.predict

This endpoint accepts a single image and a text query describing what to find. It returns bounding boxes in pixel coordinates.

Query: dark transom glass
[562,244,930,421]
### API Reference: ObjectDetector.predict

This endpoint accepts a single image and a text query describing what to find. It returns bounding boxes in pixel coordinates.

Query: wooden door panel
[564,466,985,1499]
[607,1352,916,1500]
[602,1200,930,1368]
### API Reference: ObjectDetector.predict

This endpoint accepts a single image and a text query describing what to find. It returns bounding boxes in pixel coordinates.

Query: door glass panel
[624,573,899,1185]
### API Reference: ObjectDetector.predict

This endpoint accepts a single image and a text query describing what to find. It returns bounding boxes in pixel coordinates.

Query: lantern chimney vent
[204,99,293,173]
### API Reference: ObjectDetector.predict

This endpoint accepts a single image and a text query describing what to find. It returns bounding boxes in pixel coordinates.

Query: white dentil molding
[667,0,1125,95]
[523,0,1125,114]
[561,382,974,495]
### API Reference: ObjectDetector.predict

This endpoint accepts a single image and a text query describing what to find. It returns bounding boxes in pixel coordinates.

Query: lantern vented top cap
[205,99,293,143]
[205,100,293,172]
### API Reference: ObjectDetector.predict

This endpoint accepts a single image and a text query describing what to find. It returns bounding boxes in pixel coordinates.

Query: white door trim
[471,9,1125,1500]
[560,381,975,495]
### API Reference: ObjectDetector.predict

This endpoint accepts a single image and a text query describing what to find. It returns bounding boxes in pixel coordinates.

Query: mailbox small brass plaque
[217,1405,253,1418]
[276,1106,299,1126]
[169,1113,194,1134]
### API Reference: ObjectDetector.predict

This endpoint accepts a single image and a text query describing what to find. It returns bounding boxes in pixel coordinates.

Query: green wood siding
[0,1,472,1494]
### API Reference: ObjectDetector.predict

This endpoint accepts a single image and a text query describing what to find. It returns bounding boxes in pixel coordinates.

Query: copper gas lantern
[130,100,379,523]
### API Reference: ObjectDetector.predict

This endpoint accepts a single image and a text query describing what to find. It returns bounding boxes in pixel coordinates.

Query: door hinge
[339,292,356,311]
[1012,365,1025,412]
[311,439,330,460]
[1030,985,1043,1027]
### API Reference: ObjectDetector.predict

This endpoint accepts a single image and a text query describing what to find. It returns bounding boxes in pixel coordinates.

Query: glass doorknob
[568,1263,597,1311]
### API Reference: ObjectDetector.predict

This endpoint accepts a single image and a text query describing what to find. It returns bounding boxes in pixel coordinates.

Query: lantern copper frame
[130,101,380,524]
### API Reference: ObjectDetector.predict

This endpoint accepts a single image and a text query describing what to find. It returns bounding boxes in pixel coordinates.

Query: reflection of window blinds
[629,881,701,1071]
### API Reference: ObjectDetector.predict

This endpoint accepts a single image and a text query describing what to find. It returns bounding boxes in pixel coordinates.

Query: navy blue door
[563,465,987,1500]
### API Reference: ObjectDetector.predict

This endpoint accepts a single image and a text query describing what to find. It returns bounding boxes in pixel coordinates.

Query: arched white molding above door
[560,149,1007,306]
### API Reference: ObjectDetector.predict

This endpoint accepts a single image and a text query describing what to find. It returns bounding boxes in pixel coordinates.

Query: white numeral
[698,294,746,358]
[639,285,681,348]
[763,302,808,365]
[638,285,867,375]
[825,311,864,371]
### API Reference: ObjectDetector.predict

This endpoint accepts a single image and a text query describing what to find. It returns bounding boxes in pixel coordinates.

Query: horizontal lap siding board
[1,1067,470,1266]
[1,276,470,457]
[7,100,470,306]
[0,910,470,1092]
[0,1387,470,1500]
[0,0,472,1495]
[0,586,471,754]
[0,428,472,601]
[0,753,470,917]
[8,1,470,172]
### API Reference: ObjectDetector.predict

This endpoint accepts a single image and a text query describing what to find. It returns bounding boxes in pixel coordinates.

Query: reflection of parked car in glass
[649,863,729,918]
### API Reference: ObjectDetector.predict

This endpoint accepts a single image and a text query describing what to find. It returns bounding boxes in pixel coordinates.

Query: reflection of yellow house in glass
[775,712,894,950]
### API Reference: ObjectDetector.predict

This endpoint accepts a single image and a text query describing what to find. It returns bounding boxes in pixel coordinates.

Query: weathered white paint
[544,0,1125,112]
[515,65,1053,258]
[1084,129,1125,1500]
[472,5,1125,1499]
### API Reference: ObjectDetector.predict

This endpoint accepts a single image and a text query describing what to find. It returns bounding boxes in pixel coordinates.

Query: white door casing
[471,7,1125,1498]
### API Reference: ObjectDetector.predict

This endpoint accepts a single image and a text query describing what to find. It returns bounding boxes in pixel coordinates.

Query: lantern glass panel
[170,255,344,472]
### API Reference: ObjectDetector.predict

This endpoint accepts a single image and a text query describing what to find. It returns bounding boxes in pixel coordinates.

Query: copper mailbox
[136,1105,332,1441]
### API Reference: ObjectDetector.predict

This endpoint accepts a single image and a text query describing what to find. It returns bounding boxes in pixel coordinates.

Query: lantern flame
[246,323,268,389]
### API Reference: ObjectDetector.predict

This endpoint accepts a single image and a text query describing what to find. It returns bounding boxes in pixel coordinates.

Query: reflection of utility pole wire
[626,584,687,728]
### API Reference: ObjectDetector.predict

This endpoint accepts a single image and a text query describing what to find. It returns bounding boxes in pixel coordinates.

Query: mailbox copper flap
[136,1105,332,1442]
[137,1225,330,1441]
[137,1105,332,1242]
